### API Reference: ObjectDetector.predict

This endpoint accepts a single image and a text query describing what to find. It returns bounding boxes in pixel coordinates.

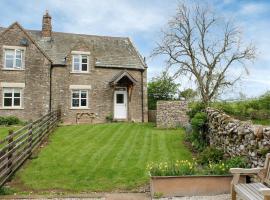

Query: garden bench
[230,153,270,200]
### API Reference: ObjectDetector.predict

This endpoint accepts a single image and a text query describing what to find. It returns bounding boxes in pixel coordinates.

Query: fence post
[7,130,14,175]
[28,121,33,158]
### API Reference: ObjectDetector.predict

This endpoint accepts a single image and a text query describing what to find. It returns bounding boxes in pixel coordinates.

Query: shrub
[0,116,21,126]
[187,102,206,119]
[225,156,249,168]
[186,112,208,151]
[197,147,224,165]
[191,112,207,132]
[185,131,207,151]
[105,114,113,122]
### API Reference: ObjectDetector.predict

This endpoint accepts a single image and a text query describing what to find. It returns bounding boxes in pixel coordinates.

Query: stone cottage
[0,11,148,124]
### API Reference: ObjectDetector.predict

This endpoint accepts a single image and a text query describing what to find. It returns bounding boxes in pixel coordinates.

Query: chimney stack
[42,10,52,37]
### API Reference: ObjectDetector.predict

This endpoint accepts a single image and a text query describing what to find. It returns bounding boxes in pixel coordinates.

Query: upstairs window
[3,88,22,108]
[4,48,25,70]
[72,55,88,72]
[71,90,88,108]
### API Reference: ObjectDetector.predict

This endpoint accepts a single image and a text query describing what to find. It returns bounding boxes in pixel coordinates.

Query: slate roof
[0,26,147,70]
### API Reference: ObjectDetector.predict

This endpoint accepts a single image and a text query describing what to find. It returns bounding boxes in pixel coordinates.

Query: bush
[0,116,21,125]
[186,112,208,151]
[225,156,248,168]
[191,112,207,132]
[197,147,224,165]
[187,102,206,119]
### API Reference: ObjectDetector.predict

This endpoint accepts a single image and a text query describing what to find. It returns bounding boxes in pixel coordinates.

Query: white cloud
[240,3,269,15]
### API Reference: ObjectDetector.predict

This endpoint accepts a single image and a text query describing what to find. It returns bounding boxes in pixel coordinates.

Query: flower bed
[147,158,246,198]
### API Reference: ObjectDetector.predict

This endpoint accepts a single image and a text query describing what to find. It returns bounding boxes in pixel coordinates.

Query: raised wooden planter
[150,175,235,197]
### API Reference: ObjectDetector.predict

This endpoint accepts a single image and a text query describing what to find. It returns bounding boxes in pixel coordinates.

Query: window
[72,55,88,72]
[4,48,24,69]
[116,94,124,104]
[3,88,22,108]
[71,90,88,108]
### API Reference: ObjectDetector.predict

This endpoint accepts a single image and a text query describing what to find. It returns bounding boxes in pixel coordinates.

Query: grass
[0,126,22,141]
[10,123,191,193]
[252,119,270,126]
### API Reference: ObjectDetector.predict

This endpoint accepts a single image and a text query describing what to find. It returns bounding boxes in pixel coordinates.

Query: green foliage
[147,160,197,176]
[187,102,206,119]
[147,156,248,176]
[0,116,21,126]
[0,187,15,195]
[148,72,180,110]
[153,192,164,198]
[225,156,249,168]
[105,114,113,122]
[212,91,270,123]
[258,147,270,157]
[180,88,197,100]
[191,112,207,131]
[186,111,208,151]
[197,147,224,165]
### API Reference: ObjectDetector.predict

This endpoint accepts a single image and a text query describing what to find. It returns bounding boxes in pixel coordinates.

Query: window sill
[70,72,90,74]
[70,107,90,110]
[0,107,24,110]
[2,68,25,71]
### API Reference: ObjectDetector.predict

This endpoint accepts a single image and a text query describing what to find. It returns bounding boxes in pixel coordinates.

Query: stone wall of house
[156,101,189,128]
[52,63,147,124]
[206,108,270,167]
[0,23,51,121]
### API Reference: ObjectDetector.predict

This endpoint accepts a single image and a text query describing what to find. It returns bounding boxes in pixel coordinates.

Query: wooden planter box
[150,175,234,198]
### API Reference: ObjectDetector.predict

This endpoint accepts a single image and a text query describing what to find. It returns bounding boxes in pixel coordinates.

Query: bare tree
[153,2,255,105]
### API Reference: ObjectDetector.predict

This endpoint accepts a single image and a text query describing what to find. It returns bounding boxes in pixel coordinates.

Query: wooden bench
[230,153,270,200]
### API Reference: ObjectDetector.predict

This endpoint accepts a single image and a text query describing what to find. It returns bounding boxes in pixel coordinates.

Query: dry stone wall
[156,101,189,128]
[206,108,270,167]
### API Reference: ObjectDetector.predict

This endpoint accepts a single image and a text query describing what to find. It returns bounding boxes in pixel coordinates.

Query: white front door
[114,89,127,119]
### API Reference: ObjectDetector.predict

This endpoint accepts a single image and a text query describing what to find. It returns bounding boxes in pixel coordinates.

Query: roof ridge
[26,28,129,40]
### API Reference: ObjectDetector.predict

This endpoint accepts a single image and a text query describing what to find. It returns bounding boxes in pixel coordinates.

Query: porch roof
[110,70,137,86]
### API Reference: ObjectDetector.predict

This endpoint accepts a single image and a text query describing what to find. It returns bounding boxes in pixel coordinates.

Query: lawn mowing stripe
[72,123,124,173]
[65,124,118,152]
[149,128,162,162]
[110,123,140,169]
[136,124,152,167]
[64,124,115,165]
[116,123,143,169]
[90,123,135,173]
[115,124,143,177]
[83,123,130,174]
[159,129,170,161]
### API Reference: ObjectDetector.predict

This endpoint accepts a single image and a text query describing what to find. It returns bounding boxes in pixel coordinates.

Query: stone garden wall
[156,101,189,128]
[206,108,270,167]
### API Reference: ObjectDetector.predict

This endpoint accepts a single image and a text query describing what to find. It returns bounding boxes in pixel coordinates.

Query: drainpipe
[49,64,52,112]
[141,70,144,122]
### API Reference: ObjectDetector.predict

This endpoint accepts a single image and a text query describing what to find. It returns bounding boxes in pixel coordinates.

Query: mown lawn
[0,126,22,141]
[12,123,191,192]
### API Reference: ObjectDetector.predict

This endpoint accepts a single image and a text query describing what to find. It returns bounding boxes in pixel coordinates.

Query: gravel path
[160,194,230,200]
[1,193,231,200]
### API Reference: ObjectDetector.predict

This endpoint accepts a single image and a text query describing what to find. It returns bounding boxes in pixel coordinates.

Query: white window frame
[72,54,89,73]
[2,88,23,108]
[3,46,25,70]
[71,90,89,109]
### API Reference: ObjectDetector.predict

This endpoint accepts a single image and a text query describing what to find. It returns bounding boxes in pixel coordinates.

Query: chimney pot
[42,10,52,37]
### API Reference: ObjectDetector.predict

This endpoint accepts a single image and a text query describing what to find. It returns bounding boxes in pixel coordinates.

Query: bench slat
[235,183,267,200]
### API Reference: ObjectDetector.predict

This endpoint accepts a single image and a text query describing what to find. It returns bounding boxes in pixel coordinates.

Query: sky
[0,0,269,99]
